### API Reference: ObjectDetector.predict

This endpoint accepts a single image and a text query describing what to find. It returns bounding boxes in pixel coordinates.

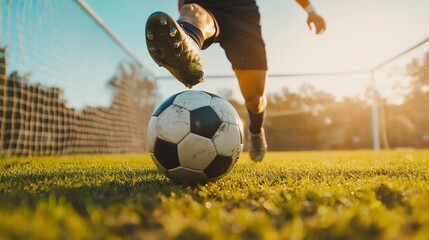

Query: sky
[1,0,150,109]
[85,0,429,101]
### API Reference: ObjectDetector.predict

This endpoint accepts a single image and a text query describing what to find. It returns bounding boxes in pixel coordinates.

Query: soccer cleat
[169,27,177,37]
[147,31,154,40]
[248,128,267,162]
[145,11,204,88]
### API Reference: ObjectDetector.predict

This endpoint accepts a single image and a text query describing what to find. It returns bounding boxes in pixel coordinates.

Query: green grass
[1,151,429,240]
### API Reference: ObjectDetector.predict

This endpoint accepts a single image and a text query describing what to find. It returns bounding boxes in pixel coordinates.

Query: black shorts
[183,0,268,70]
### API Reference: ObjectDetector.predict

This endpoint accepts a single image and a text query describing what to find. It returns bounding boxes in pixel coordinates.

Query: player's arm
[295,0,326,35]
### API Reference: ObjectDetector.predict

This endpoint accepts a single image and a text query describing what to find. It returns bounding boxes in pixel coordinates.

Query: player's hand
[307,12,326,35]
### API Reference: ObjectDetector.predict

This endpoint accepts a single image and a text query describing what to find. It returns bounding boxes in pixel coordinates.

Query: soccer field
[1,151,429,239]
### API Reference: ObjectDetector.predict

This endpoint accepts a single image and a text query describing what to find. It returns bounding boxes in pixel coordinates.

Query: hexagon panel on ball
[156,105,190,144]
[173,91,212,111]
[212,122,243,162]
[210,96,242,127]
[178,133,217,171]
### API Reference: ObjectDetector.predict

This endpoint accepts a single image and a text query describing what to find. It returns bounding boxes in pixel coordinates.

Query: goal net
[0,0,157,156]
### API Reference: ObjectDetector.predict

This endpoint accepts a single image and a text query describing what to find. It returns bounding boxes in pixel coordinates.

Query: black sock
[177,20,204,49]
[247,108,265,134]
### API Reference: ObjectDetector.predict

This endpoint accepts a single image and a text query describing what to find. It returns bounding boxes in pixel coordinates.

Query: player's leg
[211,1,267,161]
[178,4,216,41]
[145,3,217,88]
[235,69,267,119]
[235,69,268,162]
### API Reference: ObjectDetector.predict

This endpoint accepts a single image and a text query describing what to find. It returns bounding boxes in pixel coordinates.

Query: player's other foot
[248,128,267,162]
[146,11,204,89]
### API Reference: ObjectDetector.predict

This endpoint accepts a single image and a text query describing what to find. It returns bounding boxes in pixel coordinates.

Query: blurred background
[1,0,428,156]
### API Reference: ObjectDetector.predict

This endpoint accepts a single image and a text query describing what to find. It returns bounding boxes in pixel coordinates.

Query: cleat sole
[169,27,177,37]
[173,41,181,48]
[159,17,167,26]
[146,31,154,40]
[145,11,204,87]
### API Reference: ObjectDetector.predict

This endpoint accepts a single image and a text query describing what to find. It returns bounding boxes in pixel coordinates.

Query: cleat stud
[175,53,181,59]
[198,78,204,83]
[160,17,167,26]
[146,31,153,40]
[169,27,177,37]
[173,41,181,48]
[149,45,156,53]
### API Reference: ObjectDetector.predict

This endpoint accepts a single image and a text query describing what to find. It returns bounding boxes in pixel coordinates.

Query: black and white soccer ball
[147,90,243,184]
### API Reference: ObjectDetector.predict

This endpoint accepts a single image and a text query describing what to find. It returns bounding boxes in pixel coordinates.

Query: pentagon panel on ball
[147,90,244,184]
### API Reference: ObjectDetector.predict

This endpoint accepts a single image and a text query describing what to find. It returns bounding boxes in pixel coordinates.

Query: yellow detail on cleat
[169,28,177,37]
[173,41,181,48]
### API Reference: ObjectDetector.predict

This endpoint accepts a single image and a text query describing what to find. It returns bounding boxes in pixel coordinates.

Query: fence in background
[0,0,156,156]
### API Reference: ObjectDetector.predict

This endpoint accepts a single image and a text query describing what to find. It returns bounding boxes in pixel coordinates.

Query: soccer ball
[147,90,243,184]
